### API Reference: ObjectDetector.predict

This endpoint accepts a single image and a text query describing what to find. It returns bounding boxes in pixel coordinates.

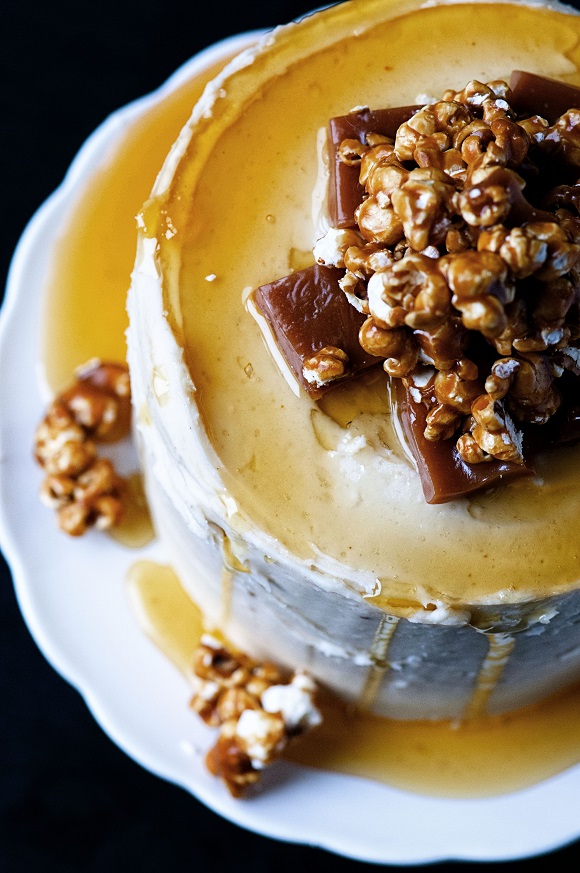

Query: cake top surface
[137,0,580,607]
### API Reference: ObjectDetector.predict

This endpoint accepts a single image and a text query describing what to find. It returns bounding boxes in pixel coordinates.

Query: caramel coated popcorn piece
[190,636,321,797]
[303,345,350,387]
[34,360,131,535]
[40,458,125,537]
[470,394,524,463]
[391,167,455,250]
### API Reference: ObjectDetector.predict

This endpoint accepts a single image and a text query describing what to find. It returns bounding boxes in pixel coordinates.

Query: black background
[2,1,580,870]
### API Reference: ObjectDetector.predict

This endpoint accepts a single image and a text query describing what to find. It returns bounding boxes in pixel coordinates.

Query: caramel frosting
[127,0,580,718]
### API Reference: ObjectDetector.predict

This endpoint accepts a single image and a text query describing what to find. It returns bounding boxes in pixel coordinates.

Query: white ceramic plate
[2,33,580,867]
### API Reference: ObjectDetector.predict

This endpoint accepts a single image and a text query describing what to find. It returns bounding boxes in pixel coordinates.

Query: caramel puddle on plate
[128,559,580,799]
[126,560,204,676]
[110,472,155,549]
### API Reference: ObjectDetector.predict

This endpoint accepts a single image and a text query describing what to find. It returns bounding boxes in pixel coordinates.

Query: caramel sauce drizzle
[358,613,400,711]
[463,632,516,720]
[109,472,155,549]
[220,568,234,627]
